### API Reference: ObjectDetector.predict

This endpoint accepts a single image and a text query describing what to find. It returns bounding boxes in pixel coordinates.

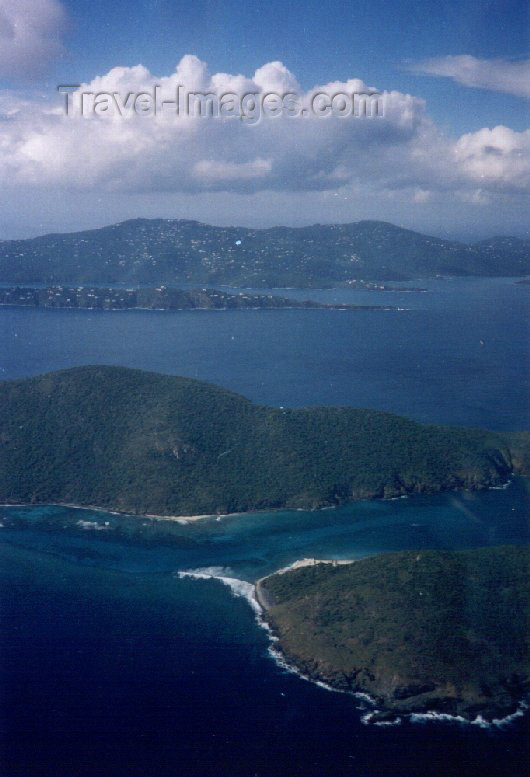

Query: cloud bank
[0,54,528,239]
[1,54,528,206]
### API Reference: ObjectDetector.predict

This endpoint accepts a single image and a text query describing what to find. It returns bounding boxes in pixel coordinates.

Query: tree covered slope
[0,366,525,516]
[261,546,530,721]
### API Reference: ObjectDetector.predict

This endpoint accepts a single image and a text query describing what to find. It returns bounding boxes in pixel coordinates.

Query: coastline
[251,558,530,729]
[0,475,517,524]
[0,301,399,313]
[256,557,356,607]
[177,562,379,721]
[178,562,529,729]
[0,501,235,524]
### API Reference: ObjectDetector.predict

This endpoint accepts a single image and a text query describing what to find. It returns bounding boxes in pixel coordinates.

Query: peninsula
[258,546,529,722]
[0,285,393,312]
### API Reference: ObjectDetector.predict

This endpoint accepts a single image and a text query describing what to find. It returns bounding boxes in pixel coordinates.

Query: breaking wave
[177,566,376,714]
[177,567,528,729]
[409,700,529,729]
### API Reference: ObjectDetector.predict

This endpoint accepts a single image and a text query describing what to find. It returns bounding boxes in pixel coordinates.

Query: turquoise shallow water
[0,482,528,777]
[1,479,528,581]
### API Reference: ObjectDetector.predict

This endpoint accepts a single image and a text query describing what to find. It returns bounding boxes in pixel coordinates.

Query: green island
[0,365,528,516]
[258,546,529,722]
[0,218,528,286]
[0,285,392,312]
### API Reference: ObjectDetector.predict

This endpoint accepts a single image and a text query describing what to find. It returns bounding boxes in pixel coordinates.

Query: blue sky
[37,0,529,132]
[0,0,528,239]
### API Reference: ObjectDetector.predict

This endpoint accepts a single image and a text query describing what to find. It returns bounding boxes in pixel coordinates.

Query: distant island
[258,546,529,723]
[0,218,528,287]
[0,286,394,312]
[0,366,527,516]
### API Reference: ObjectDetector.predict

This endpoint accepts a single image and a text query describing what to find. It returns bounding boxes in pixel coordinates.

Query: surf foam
[177,566,376,713]
[177,566,528,729]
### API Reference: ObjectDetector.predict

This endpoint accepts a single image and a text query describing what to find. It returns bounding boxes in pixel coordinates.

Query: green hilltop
[261,546,530,721]
[0,365,526,516]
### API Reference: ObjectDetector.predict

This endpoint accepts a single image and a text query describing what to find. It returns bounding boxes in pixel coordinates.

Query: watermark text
[58,85,384,123]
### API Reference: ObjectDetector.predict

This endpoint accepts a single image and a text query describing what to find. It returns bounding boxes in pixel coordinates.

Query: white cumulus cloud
[454,125,530,189]
[0,55,528,207]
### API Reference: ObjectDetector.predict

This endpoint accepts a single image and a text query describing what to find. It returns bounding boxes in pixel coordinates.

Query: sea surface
[1,277,529,430]
[0,277,529,776]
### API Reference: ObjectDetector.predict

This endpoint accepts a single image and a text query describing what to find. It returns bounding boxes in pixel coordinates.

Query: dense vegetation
[0,218,528,286]
[262,546,530,721]
[0,366,525,516]
[0,286,387,311]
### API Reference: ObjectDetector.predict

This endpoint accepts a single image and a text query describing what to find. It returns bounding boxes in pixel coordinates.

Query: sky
[0,0,528,240]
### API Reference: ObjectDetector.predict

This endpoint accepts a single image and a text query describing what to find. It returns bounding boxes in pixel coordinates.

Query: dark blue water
[3,544,527,777]
[0,277,529,776]
[1,277,528,429]
[1,480,528,777]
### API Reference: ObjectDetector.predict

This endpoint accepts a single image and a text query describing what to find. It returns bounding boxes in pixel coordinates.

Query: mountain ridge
[1,218,528,286]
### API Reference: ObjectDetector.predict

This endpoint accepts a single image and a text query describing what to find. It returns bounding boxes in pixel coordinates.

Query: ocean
[0,277,528,776]
[1,277,528,429]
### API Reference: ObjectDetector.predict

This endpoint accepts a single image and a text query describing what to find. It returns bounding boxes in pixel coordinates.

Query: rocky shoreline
[256,550,530,725]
